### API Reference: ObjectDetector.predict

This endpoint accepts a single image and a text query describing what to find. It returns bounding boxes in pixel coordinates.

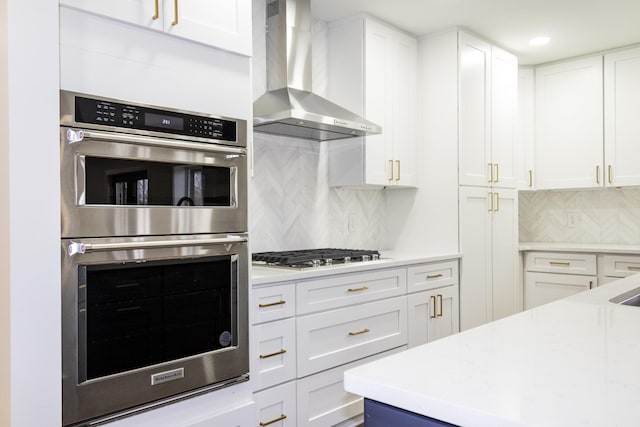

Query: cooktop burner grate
[252,248,380,269]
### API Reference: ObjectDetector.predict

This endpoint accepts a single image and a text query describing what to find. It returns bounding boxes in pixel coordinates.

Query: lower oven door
[61,234,249,426]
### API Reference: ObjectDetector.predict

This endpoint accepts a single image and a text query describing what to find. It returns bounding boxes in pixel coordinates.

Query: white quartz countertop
[519,242,640,254]
[344,274,640,427]
[251,252,462,285]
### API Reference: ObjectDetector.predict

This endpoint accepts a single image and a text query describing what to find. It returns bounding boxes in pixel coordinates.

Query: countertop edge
[251,252,462,285]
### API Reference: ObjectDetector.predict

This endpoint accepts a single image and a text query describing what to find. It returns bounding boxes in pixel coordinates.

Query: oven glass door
[83,156,232,207]
[79,255,236,382]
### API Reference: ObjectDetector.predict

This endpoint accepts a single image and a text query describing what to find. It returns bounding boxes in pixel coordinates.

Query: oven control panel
[73,96,238,142]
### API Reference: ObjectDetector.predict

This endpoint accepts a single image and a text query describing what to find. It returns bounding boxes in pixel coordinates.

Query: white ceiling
[310,0,640,65]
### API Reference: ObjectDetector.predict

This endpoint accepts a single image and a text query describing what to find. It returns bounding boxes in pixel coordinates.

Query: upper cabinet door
[535,56,604,190]
[60,0,164,30]
[516,68,536,190]
[459,32,492,187]
[604,47,640,187]
[60,0,251,56]
[490,46,518,189]
[163,0,252,56]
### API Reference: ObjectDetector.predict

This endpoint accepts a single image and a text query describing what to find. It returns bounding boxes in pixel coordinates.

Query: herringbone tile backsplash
[519,188,640,244]
[250,134,386,253]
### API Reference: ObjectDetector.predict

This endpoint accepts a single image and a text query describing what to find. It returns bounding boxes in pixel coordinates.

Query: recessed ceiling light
[529,36,550,46]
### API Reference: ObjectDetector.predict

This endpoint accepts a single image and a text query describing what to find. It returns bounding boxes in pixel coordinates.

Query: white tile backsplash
[519,188,640,244]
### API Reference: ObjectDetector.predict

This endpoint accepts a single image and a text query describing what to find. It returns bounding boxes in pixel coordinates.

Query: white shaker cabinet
[459,187,519,330]
[604,46,640,187]
[59,0,252,55]
[327,16,418,188]
[516,67,536,190]
[459,32,517,189]
[535,56,604,189]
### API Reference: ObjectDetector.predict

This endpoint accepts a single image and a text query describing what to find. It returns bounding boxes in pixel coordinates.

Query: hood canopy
[253,0,382,141]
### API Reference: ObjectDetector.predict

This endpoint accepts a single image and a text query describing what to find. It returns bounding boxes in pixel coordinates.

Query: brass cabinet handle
[395,160,401,181]
[494,163,499,183]
[388,160,394,181]
[529,170,533,187]
[437,294,443,317]
[430,295,437,319]
[152,0,159,19]
[494,192,500,212]
[596,165,600,184]
[488,192,494,212]
[259,349,287,359]
[608,165,613,184]
[258,300,286,308]
[427,274,443,280]
[627,266,640,271]
[171,0,179,25]
[349,328,370,336]
[488,163,494,183]
[260,414,287,426]
[589,281,593,289]
[347,286,369,292]
[549,261,570,267]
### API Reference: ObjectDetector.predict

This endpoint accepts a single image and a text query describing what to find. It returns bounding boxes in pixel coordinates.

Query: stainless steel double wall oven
[60,91,249,426]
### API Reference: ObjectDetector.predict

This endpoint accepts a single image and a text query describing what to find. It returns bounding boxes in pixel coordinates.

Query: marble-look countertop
[519,242,640,254]
[251,252,462,285]
[344,274,640,427]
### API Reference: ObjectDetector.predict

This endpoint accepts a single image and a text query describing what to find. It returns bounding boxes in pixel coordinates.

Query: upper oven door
[60,127,248,238]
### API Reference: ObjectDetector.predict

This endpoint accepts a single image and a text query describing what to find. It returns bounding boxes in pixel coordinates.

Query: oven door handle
[67,128,246,156]
[67,235,248,256]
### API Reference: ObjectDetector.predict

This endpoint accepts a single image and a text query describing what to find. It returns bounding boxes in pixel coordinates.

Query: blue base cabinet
[364,399,459,427]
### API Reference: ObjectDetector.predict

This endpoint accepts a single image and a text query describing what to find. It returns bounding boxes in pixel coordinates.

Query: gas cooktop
[252,248,381,270]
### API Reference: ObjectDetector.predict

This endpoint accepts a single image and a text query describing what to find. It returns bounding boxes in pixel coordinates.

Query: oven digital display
[145,112,184,131]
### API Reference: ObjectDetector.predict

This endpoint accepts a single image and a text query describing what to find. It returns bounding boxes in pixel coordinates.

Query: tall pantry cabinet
[420,29,520,331]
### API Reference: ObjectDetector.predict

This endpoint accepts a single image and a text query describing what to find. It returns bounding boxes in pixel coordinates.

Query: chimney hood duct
[253,0,382,141]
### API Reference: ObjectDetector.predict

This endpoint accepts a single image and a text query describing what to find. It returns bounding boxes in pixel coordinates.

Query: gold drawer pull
[259,349,286,359]
[152,0,159,19]
[259,300,286,308]
[437,294,443,317]
[349,328,370,336]
[549,261,570,267]
[427,274,443,280]
[430,295,436,319]
[388,160,394,181]
[627,266,640,271]
[260,414,287,426]
[348,286,369,292]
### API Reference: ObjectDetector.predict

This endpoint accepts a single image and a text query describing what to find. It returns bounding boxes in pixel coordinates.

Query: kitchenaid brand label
[151,368,184,386]
[219,331,232,347]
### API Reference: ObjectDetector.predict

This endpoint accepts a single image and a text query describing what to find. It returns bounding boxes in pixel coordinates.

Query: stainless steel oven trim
[61,127,248,238]
[62,234,249,427]
[73,129,247,156]
[60,90,247,149]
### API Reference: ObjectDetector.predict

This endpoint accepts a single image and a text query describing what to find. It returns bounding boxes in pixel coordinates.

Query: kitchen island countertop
[344,273,640,427]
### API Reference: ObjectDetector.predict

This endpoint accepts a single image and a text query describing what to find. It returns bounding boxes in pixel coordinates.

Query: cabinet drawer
[407,260,458,293]
[252,283,295,325]
[524,252,597,275]
[296,297,407,377]
[296,268,406,315]
[255,381,296,427]
[602,254,640,278]
[252,318,296,391]
[524,272,596,309]
[296,346,405,427]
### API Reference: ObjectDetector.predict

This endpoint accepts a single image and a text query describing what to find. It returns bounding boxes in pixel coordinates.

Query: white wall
[385,30,460,255]
[2,0,61,426]
[0,0,10,424]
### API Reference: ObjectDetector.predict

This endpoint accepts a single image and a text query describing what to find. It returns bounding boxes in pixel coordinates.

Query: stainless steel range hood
[253,0,382,141]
